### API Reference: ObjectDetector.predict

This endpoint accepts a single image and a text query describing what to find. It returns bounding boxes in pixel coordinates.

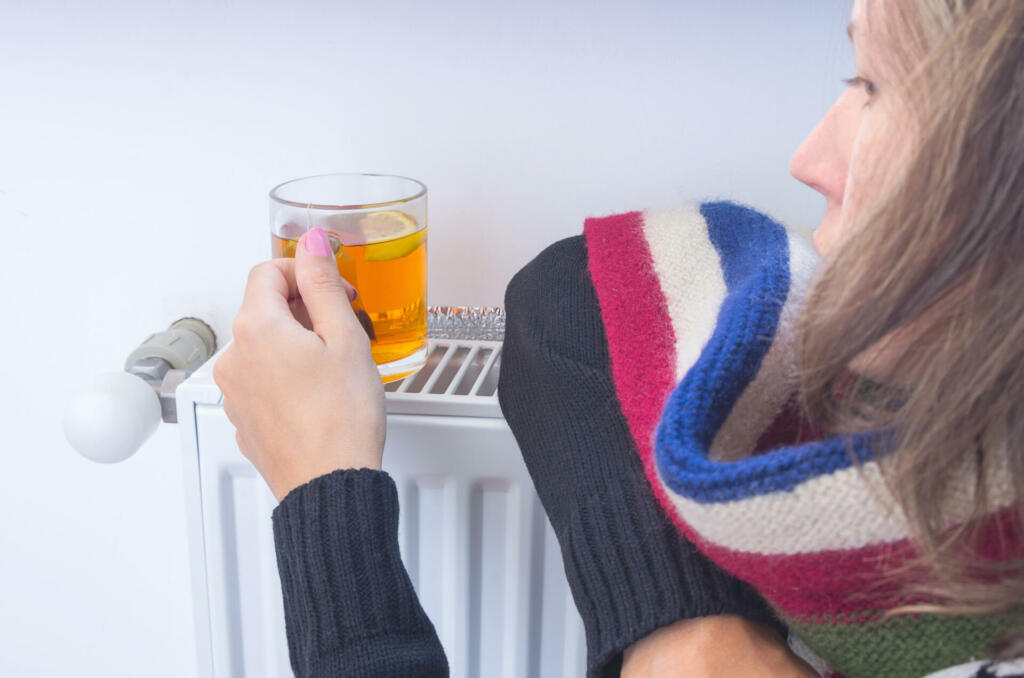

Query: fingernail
[305,227,332,257]
[345,284,359,302]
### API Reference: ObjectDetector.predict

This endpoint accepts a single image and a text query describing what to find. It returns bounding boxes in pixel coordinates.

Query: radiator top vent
[385,307,505,418]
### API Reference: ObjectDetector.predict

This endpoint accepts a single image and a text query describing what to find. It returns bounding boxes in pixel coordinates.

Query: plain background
[0,1,852,675]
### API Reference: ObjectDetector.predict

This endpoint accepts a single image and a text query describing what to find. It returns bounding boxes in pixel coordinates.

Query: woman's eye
[843,76,878,99]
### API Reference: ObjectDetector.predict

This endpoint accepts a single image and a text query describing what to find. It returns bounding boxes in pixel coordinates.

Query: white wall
[0,1,852,675]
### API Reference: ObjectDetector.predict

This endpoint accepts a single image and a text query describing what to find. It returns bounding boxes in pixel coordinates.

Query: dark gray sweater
[271,235,783,677]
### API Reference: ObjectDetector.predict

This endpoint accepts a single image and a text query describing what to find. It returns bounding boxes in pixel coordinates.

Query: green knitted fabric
[787,610,1023,677]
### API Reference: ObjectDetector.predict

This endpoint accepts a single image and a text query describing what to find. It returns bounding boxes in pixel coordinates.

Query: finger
[294,228,360,342]
[294,230,358,302]
[239,259,300,326]
[289,297,313,331]
[272,254,348,331]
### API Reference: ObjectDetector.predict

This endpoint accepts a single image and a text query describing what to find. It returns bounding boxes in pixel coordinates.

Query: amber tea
[272,210,427,380]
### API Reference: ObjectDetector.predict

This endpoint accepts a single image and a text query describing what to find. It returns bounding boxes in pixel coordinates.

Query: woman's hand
[621,615,819,678]
[213,227,386,502]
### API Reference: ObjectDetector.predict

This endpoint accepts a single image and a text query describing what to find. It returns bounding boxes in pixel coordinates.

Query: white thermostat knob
[64,372,162,463]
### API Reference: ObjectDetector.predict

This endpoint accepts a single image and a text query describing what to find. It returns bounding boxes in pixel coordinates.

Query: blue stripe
[654,202,883,503]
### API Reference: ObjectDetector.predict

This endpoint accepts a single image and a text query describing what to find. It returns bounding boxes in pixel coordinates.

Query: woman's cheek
[841,100,917,239]
[836,121,887,244]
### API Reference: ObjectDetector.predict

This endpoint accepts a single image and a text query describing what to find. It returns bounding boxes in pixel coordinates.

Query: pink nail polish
[305,227,332,257]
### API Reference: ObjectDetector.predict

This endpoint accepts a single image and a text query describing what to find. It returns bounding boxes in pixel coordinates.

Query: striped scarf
[583,201,1020,678]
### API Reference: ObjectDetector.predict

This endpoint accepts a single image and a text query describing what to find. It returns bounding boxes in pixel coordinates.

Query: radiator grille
[385,306,505,418]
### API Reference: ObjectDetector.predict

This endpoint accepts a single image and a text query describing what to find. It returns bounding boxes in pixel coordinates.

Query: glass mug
[269,173,428,382]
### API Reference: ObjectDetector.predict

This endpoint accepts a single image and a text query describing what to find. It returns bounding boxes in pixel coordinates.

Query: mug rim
[269,173,427,211]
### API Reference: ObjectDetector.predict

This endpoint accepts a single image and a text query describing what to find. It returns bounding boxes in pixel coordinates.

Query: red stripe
[675,503,1023,622]
[583,212,679,517]
[691,534,913,620]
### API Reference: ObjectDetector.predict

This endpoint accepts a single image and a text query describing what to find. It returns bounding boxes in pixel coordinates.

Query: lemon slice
[360,211,425,261]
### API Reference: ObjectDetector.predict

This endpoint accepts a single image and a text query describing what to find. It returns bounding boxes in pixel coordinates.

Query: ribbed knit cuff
[560,476,787,678]
[272,469,447,678]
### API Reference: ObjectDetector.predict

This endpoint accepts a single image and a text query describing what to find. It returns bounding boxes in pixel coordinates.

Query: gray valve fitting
[124,318,217,423]
[125,317,217,373]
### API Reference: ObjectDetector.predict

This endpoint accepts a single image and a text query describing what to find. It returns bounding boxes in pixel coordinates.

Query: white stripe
[709,229,821,461]
[661,458,911,554]
[659,447,1018,555]
[642,206,726,382]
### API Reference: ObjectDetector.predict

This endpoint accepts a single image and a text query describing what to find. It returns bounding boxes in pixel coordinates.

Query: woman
[213,0,1024,675]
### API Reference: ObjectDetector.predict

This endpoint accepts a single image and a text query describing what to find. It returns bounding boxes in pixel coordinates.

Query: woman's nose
[790,94,852,204]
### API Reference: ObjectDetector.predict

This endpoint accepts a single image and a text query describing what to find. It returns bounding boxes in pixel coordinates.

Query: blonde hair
[796,0,1024,657]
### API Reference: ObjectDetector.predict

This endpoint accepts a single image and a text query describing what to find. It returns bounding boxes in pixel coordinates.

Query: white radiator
[176,338,587,677]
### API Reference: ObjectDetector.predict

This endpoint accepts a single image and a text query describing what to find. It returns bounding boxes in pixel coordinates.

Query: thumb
[295,227,359,341]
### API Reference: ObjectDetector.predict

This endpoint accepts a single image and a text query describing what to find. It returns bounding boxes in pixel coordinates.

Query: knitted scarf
[583,201,1021,678]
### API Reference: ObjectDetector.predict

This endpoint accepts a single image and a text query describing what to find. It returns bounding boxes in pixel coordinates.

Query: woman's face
[790,0,904,258]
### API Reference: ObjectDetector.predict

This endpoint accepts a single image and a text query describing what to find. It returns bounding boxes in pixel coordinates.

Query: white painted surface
[0,0,852,675]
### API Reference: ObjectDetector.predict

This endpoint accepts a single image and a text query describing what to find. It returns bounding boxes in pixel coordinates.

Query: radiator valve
[64,318,216,463]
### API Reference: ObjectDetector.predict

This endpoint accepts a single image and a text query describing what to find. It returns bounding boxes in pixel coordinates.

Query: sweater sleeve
[272,468,448,678]
[498,235,787,678]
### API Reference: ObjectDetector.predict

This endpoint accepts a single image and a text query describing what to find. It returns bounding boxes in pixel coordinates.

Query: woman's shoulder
[503,234,608,369]
[505,234,589,308]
